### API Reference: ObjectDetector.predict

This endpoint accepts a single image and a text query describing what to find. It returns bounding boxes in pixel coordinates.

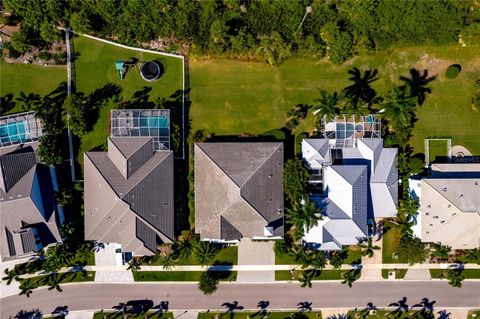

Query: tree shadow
[14,308,43,319]
[83,82,122,132]
[0,93,16,114]
[388,297,409,317]
[297,301,313,312]
[222,301,244,319]
[253,300,270,317]
[400,68,436,105]
[52,305,69,317]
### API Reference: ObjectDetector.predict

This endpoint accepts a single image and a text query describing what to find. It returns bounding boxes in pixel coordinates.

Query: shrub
[445,64,461,79]
[38,51,52,61]
[198,271,218,295]
[409,157,424,174]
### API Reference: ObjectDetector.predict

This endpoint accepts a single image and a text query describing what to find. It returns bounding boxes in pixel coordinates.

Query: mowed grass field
[190,44,480,154]
[0,59,66,114]
[74,35,183,162]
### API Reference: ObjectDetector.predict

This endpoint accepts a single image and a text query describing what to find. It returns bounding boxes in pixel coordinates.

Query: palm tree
[18,280,37,298]
[127,258,141,272]
[313,90,342,123]
[360,238,380,258]
[16,91,41,111]
[294,247,313,269]
[344,67,379,108]
[174,237,194,259]
[465,248,480,264]
[400,69,436,105]
[286,199,322,234]
[158,253,176,270]
[341,269,360,288]
[193,241,218,266]
[447,268,464,288]
[431,244,451,262]
[381,86,417,131]
[46,274,63,292]
[256,32,291,66]
[390,211,415,236]
[298,269,319,288]
[310,250,327,269]
[2,268,19,285]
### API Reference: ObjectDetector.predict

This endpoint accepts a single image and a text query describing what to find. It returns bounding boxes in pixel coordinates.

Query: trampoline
[140,61,162,82]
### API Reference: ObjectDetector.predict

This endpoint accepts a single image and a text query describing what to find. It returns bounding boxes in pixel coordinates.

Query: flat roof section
[110,109,170,150]
[0,112,43,148]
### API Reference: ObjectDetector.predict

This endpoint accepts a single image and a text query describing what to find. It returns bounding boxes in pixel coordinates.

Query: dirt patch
[414,53,451,77]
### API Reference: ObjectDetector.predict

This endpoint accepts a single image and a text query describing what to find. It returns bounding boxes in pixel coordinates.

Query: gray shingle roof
[84,137,174,255]
[220,216,242,241]
[195,142,284,240]
[0,151,37,193]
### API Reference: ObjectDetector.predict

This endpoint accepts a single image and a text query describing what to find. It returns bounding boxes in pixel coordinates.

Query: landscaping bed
[198,311,322,319]
[381,269,408,279]
[275,270,348,281]
[19,271,95,287]
[429,269,480,279]
[93,312,173,319]
[133,271,236,282]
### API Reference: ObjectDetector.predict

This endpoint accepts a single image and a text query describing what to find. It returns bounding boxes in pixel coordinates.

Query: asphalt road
[1,281,479,317]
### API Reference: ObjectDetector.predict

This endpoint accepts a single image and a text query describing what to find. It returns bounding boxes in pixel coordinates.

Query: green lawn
[93,312,173,319]
[190,44,480,155]
[198,312,322,319]
[427,139,449,164]
[0,59,66,114]
[133,271,236,282]
[74,35,183,163]
[430,269,480,279]
[275,270,347,281]
[348,310,420,319]
[20,271,95,287]
[381,269,408,279]
[382,226,406,264]
[468,310,480,319]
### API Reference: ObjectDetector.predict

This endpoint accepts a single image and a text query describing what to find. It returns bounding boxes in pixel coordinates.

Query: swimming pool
[0,121,27,145]
[336,123,354,139]
[139,116,169,128]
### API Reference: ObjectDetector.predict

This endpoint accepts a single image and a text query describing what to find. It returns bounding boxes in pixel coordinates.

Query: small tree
[9,30,30,54]
[62,95,86,137]
[298,269,319,288]
[2,268,20,285]
[193,241,218,266]
[360,238,380,258]
[446,268,464,288]
[397,235,429,265]
[37,134,63,166]
[341,268,360,287]
[431,244,451,262]
[127,258,141,272]
[40,19,60,44]
[158,253,176,270]
[284,159,310,204]
[198,271,218,295]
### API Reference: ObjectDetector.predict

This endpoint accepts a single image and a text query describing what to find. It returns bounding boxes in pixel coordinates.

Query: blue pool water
[139,116,169,128]
[0,121,27,144]
[336,123,354,139]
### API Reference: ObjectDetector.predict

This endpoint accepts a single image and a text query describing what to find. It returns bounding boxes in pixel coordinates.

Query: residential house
[194,142,284,242]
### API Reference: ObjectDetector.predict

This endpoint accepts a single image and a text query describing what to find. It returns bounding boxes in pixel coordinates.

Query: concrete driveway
[237,239,275,282]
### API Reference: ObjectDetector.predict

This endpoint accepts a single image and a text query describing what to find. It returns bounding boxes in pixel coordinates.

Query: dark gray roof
[220,216,242,241]
[0,151,37,192]
[136,217,158,253]
[198,142,284,224]
[331,165,366,186]
[196,143,282,187]
[85,137,175,251]
[323,199,351,219]
[20,229,36,253]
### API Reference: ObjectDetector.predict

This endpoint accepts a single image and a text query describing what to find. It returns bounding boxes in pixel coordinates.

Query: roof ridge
[423,179,468,213]
[109,136,151,159]
[239,143,281,187]
[195,144,242,189]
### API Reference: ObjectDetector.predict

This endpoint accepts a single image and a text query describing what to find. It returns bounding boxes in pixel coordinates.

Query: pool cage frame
[110,109,171,150]
[322,114,382,148]
[0,111,44,148]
